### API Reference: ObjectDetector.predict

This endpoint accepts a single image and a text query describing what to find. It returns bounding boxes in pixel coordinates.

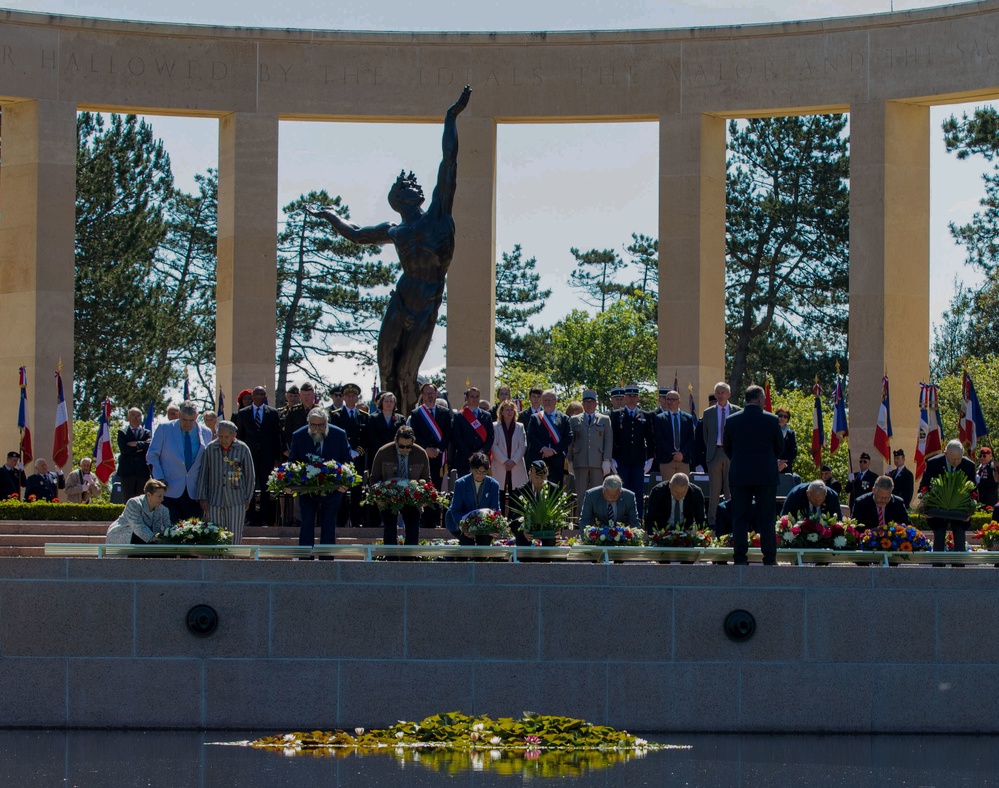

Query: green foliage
[567,246,630,311]
[910,511,992,532]
[725,115,850,393]
[508,485,574,538]
[494,245,551,363]
[276,191,395,398]
[921,471,978,515]
[768,385,851,484]
[935,356,999,447]
[0,500,123,520]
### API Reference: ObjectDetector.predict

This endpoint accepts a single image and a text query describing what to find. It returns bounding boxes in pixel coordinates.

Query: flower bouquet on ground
[715,532,761,548]
[919,471,977,521]
[648,525,713,548]
[776,513,862,550]
[857,522,930,552]
[507,485,574,540]
[266,455,360,497]
[365,479,450,514]
[156,518,233,545]
[976,521,999,550]
[460,508,512,540]
[581,523,645,546]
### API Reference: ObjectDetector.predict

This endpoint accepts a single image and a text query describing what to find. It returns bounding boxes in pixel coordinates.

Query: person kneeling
[446,452,500,545]
[852,475,910,530]
[645,472,705,532]
[106,479,170,544]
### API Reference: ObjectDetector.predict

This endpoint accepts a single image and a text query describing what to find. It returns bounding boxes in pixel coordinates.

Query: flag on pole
[687,383,699,425]
[143,401,155,432]
[52,365,70,469]
[764,377,773,413]
[830,371,849,454]
[873,375,893,465]
[959,369,989,460]
[17,367,32,465]
[672,371,679,393]
[217,389,225,420]
[92,398,116,483]
[183,367,190,401]
[811,379,825,469]
[915,382,944,479]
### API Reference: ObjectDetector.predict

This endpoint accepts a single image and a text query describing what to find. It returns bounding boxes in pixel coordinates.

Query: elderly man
[24,458,64,502]
[568,389,613,514]
[368,425,430,547]
[703,381,742,527]
[0,451,26,500]
[526,389,573,487]
[117,407,152,501]
[723,384,783,566]
[653,389,695,482]
[919,439,977,552]
[196,420,256,544]
[288,408,351,548]
[781,479,843,520]
[852,475,910,530]
[236,385,284,527]
[65,458,101,504]
[645,472,706,532]
[147,400,211,522]
[578,475,641,529]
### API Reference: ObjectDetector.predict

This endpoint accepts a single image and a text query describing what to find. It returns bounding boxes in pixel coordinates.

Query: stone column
[216,113,279,407]
[0,100,77,471]
[848,100,929,470]
[658,112,727,411]
[445,116,497,404]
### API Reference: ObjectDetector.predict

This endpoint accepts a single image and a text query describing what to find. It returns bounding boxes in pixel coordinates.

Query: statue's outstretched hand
[447,85,471,117]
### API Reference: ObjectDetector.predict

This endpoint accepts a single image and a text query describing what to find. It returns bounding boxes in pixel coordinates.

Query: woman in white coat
[106,479,170,544]
[491,399,528,514]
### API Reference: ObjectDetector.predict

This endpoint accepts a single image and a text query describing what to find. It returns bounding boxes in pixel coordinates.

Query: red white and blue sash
[463,406,488,442]
[538,412,561,445]
[419,405,443,444]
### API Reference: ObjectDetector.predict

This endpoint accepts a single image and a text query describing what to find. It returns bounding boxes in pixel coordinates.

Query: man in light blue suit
[446,452,501,545]
[577,475,640,529]
[288,408,351,548]
[147,400,212,523]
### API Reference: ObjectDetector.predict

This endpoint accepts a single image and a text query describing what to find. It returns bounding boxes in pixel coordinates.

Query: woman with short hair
[196,420,256,544]
[106,479,170,544]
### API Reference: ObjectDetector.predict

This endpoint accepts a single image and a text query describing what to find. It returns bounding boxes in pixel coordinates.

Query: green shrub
[909,511,992,532]
[0,500,124,521]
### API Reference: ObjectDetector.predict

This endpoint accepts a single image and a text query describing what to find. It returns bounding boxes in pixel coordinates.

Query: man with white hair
[117,406,152,501]
[147,400,212,522]
[288,408,351,548]
[781,479,842,520]
[526,389,573,486]
[645,472,706,532]
[65,457,101,504]
[578,475,640,529]
[919,439,977,552]
[23,458,64,502]
[702,381,741,527]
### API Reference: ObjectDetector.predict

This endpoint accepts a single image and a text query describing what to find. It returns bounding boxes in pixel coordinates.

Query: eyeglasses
[396,444,413,451]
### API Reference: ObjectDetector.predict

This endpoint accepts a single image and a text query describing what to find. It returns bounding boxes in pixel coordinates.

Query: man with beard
[288,408,351,548]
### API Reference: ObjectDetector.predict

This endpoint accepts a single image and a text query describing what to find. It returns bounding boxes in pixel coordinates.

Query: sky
[2,0,990,397]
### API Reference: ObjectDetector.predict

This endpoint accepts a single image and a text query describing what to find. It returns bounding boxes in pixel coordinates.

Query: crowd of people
[5,375,996,558]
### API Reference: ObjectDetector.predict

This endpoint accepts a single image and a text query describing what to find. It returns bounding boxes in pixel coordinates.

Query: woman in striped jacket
[196,420,256,544]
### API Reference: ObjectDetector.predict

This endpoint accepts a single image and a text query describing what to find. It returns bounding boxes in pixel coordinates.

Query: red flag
[764,378,772,413]
[915,383,943,479]
[873,375,893,465]
[52,368,70,469]
[18,367,33,465]
[93,399,115,483]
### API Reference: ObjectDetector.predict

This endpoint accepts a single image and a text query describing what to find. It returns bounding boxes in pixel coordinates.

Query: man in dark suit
[781,480,842,520]
[919,440,977,552]
[653,389,695,481]
[0,451,26,500]
[410,381,454,528]
[723,384,784,565]
[117,407,152,501]
[611,385,654,519]
[888,449,915,508]
[450,386,494,477]
[703,382,742,527]
[236,385,284,527]
[578,475,641,529]
[852,476,910,530]
[328,382,369,527]
[446,452,501,545]
[645,472,706,532]
[288,409,351,547]
[775,408,798,476]
[849,452,879,511]
[24,458,65,502]
[974,446,998,508]
[820,464,842,496]
[525,390,573,487]
[517,387,543,428]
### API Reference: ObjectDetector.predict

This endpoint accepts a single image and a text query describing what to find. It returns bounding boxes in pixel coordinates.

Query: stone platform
[0,557,996,733]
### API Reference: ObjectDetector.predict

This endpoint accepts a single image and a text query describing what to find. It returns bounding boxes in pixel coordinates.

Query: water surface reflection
[1,730,998,787]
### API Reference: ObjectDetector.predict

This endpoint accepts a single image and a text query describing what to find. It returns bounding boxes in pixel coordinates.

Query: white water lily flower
[395,731,405,739]
[283,733,295,741]
[472,723,485,732]
[490,749,502,759]
[489,736,502,745]
[469,732,479,741]
[355,728,364,735]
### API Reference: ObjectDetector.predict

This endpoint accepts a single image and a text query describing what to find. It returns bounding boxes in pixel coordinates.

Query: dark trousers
[543,455,566,487]
[421,454,445,528]
[457,532,492,546]
[163,490,200,524]
[617,462,647,518]
[381,506,421,546]
[338,486,369,527]
[931,520,968,552]
[120,475,147,502]
[513,526,556,548]
[732,485,777,565]
[245,474,275,526]
[299,492,342,546]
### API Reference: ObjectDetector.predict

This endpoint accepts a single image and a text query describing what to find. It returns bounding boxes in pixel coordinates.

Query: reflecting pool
[2,730,998,787]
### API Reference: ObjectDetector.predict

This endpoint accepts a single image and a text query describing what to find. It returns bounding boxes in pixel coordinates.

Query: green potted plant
[508,485,573,541]
[920,471,977,521]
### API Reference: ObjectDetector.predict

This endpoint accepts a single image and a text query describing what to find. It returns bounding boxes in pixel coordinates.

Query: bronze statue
[307,85,471,413]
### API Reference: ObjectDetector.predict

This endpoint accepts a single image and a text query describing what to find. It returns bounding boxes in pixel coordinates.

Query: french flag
[92,398,116,483]
[873,375,893,465]
[811,380,824,469]
[18,367,32,464]
[52,368,70,469]
[959,370,989,460]
[830,374,848,454]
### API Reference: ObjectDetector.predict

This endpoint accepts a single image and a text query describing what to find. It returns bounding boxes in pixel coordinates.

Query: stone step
[0,522,108,536]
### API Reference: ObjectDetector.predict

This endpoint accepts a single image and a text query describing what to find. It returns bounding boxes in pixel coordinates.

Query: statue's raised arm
[430,85,471,218]
[303,204,394,246]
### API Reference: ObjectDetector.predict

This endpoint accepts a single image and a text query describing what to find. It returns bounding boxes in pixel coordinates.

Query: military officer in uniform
[568,389,613,515]
[330,382,369,526]
[849,452,879,513]
[611,385,654,519]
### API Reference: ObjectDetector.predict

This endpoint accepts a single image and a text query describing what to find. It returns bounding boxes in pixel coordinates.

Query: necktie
[399,454,409,479]
[672,498,681,526]
[255,407,262,427]
[587,414,592,426]
[607,502,615,524]
[878,506,885,526]
[183,429,194,471]
[719,406,726,444]
[673,414,680,452]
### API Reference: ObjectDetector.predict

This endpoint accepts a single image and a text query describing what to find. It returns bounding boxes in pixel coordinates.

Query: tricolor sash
[419,405,444,444]
[538,412,562,445]
[462,406,488,442]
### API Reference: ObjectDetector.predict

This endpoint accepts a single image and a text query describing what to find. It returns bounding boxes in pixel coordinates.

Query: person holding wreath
[368,426,430,547]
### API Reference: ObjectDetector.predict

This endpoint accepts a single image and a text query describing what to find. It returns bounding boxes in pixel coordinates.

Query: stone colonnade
[0,4,995,468]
